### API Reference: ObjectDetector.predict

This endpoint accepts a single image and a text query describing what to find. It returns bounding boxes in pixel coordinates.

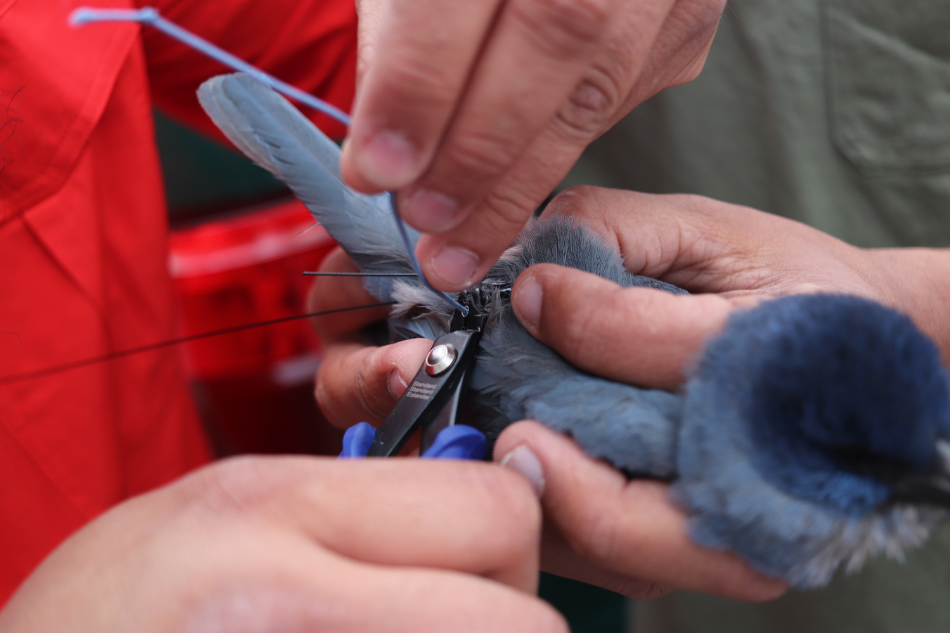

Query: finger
[238,546,568,633]
[511,264,753,389]
[408,4,686,291]
[410,62,643,290]
[320,558,568,633]
[315,337,431,427]
[540,188,761,291]
[307,247,391,340]
[494,421,788,601]
[190,457,544,593]
[340,0,503,192]
[613,0,726,106]
[353,0,385,88]
[394,0,624,235]
[540,188,881,299]
[540,525,674,600]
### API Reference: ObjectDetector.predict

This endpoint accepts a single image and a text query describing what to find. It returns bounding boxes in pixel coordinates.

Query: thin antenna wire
[387,192,467,314]
[0,302,393,386]
[70,8,351,124]
[70,6,468,316]
[303,272,417,277]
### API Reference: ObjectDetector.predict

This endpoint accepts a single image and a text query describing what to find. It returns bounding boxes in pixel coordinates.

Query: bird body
[197,73,950,588]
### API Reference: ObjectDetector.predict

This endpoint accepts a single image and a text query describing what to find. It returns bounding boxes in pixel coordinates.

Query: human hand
[509,186,950,388]
[307,232,786,602]
[487,186,950,595]
[341,0,728,291]
[0,457,563,633]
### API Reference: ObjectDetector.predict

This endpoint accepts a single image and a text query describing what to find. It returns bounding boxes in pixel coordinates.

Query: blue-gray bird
[197,73,950,588]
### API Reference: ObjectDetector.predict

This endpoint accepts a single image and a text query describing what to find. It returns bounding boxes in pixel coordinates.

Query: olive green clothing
[566,0,950,631]
[567,0,950,249]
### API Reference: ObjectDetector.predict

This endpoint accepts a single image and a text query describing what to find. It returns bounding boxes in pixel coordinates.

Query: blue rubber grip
[339,422,376,458]
[421,425,487,460]
[339,422,486,460]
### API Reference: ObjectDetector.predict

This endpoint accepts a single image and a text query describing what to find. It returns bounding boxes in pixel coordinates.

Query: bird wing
[197,73,418,301]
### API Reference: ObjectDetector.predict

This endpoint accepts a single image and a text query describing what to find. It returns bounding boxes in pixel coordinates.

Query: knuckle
[560,501,624,565]
[372,58,460,119]
[543,185,599,218]
[442,128,523,183]
[609,577,673,600]
[470,466,543,549]
[187,457,288,515]
[553,292,600,360]
[476,192,537,238]
[526,606,570,633]
[555,67,623,139]
[313,369,348,427]
[672,0,727,36]
[515,0,612,50]
[356,41,375,79]
[355,349,397,421]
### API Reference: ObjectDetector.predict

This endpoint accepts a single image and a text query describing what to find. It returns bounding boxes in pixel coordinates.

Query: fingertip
[497,444,545,498]
[493,420,549,458]
[511,271,542,330]
[494,421,593,481]
[383,337,432,391]
[342,128,424,193]
[415,236,483,291]
[745,576,789,602]
[401,187,462,233]
[387,369,408,400]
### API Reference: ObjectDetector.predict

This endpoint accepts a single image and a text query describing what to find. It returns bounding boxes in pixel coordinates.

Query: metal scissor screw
[425,344,457,376]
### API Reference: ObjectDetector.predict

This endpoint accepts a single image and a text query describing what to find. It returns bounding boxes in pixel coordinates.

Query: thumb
[493,421,787,602]
[510,264,743,390]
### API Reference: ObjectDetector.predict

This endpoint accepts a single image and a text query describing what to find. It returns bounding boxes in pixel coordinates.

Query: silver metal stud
[425,344,457,376]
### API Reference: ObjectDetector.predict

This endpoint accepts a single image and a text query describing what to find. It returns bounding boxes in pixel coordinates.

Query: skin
[342,0,729,291]
[310,186,950,600]
[0,457,566,633]
[507,188,950,378]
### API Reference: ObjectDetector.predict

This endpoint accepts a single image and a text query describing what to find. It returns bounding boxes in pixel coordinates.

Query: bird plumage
[197,72,950,588]
[677,295,950,586]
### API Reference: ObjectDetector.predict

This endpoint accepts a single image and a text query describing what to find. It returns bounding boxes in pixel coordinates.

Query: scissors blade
[366,329,481,457]
[420,372,465,454]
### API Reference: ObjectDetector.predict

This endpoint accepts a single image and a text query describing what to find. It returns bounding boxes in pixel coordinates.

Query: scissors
[339,284,508,461]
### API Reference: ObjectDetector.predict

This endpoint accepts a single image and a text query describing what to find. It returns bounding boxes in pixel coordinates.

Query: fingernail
[404,189,459,232]
[356,130,418,187]
[429,246,479,288]
[513,275,542,328]
[388,369,408,399]
[500,445,545,497]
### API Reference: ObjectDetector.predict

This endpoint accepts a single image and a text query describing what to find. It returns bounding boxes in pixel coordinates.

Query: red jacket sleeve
[139,0,357,141]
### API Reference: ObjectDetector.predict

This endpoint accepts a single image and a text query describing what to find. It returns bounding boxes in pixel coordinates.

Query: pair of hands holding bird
[311,184,950,607]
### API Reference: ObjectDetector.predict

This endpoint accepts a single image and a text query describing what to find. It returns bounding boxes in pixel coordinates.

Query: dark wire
[0,301,394,386]
[303,271,417,277]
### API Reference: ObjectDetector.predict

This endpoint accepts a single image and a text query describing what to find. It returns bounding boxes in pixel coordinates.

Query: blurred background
[156,110,628,632]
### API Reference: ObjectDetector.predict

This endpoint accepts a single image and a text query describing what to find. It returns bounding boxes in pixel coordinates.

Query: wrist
[865,248,950,365]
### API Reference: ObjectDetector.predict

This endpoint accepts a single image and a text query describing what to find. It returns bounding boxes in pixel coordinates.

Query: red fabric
[0,0,356,603]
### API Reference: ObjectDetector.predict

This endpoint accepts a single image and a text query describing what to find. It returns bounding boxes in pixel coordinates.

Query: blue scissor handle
[420,425,487,460]
[339,422,377,458]
[339,422,486,460]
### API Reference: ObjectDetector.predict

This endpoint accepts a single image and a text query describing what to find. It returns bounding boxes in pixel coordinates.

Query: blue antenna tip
[69,8,96,26]
[69,7,160,28]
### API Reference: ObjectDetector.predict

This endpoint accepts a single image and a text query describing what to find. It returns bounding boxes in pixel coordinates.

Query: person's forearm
[870,248,950,365]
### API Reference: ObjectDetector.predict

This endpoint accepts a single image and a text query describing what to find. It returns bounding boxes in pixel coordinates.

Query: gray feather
[197,73,417,301]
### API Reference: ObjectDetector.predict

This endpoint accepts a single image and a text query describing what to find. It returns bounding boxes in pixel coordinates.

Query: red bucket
[169,199,343,455]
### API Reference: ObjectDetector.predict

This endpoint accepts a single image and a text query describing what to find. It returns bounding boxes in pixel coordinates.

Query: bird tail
[196,73,417,300]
